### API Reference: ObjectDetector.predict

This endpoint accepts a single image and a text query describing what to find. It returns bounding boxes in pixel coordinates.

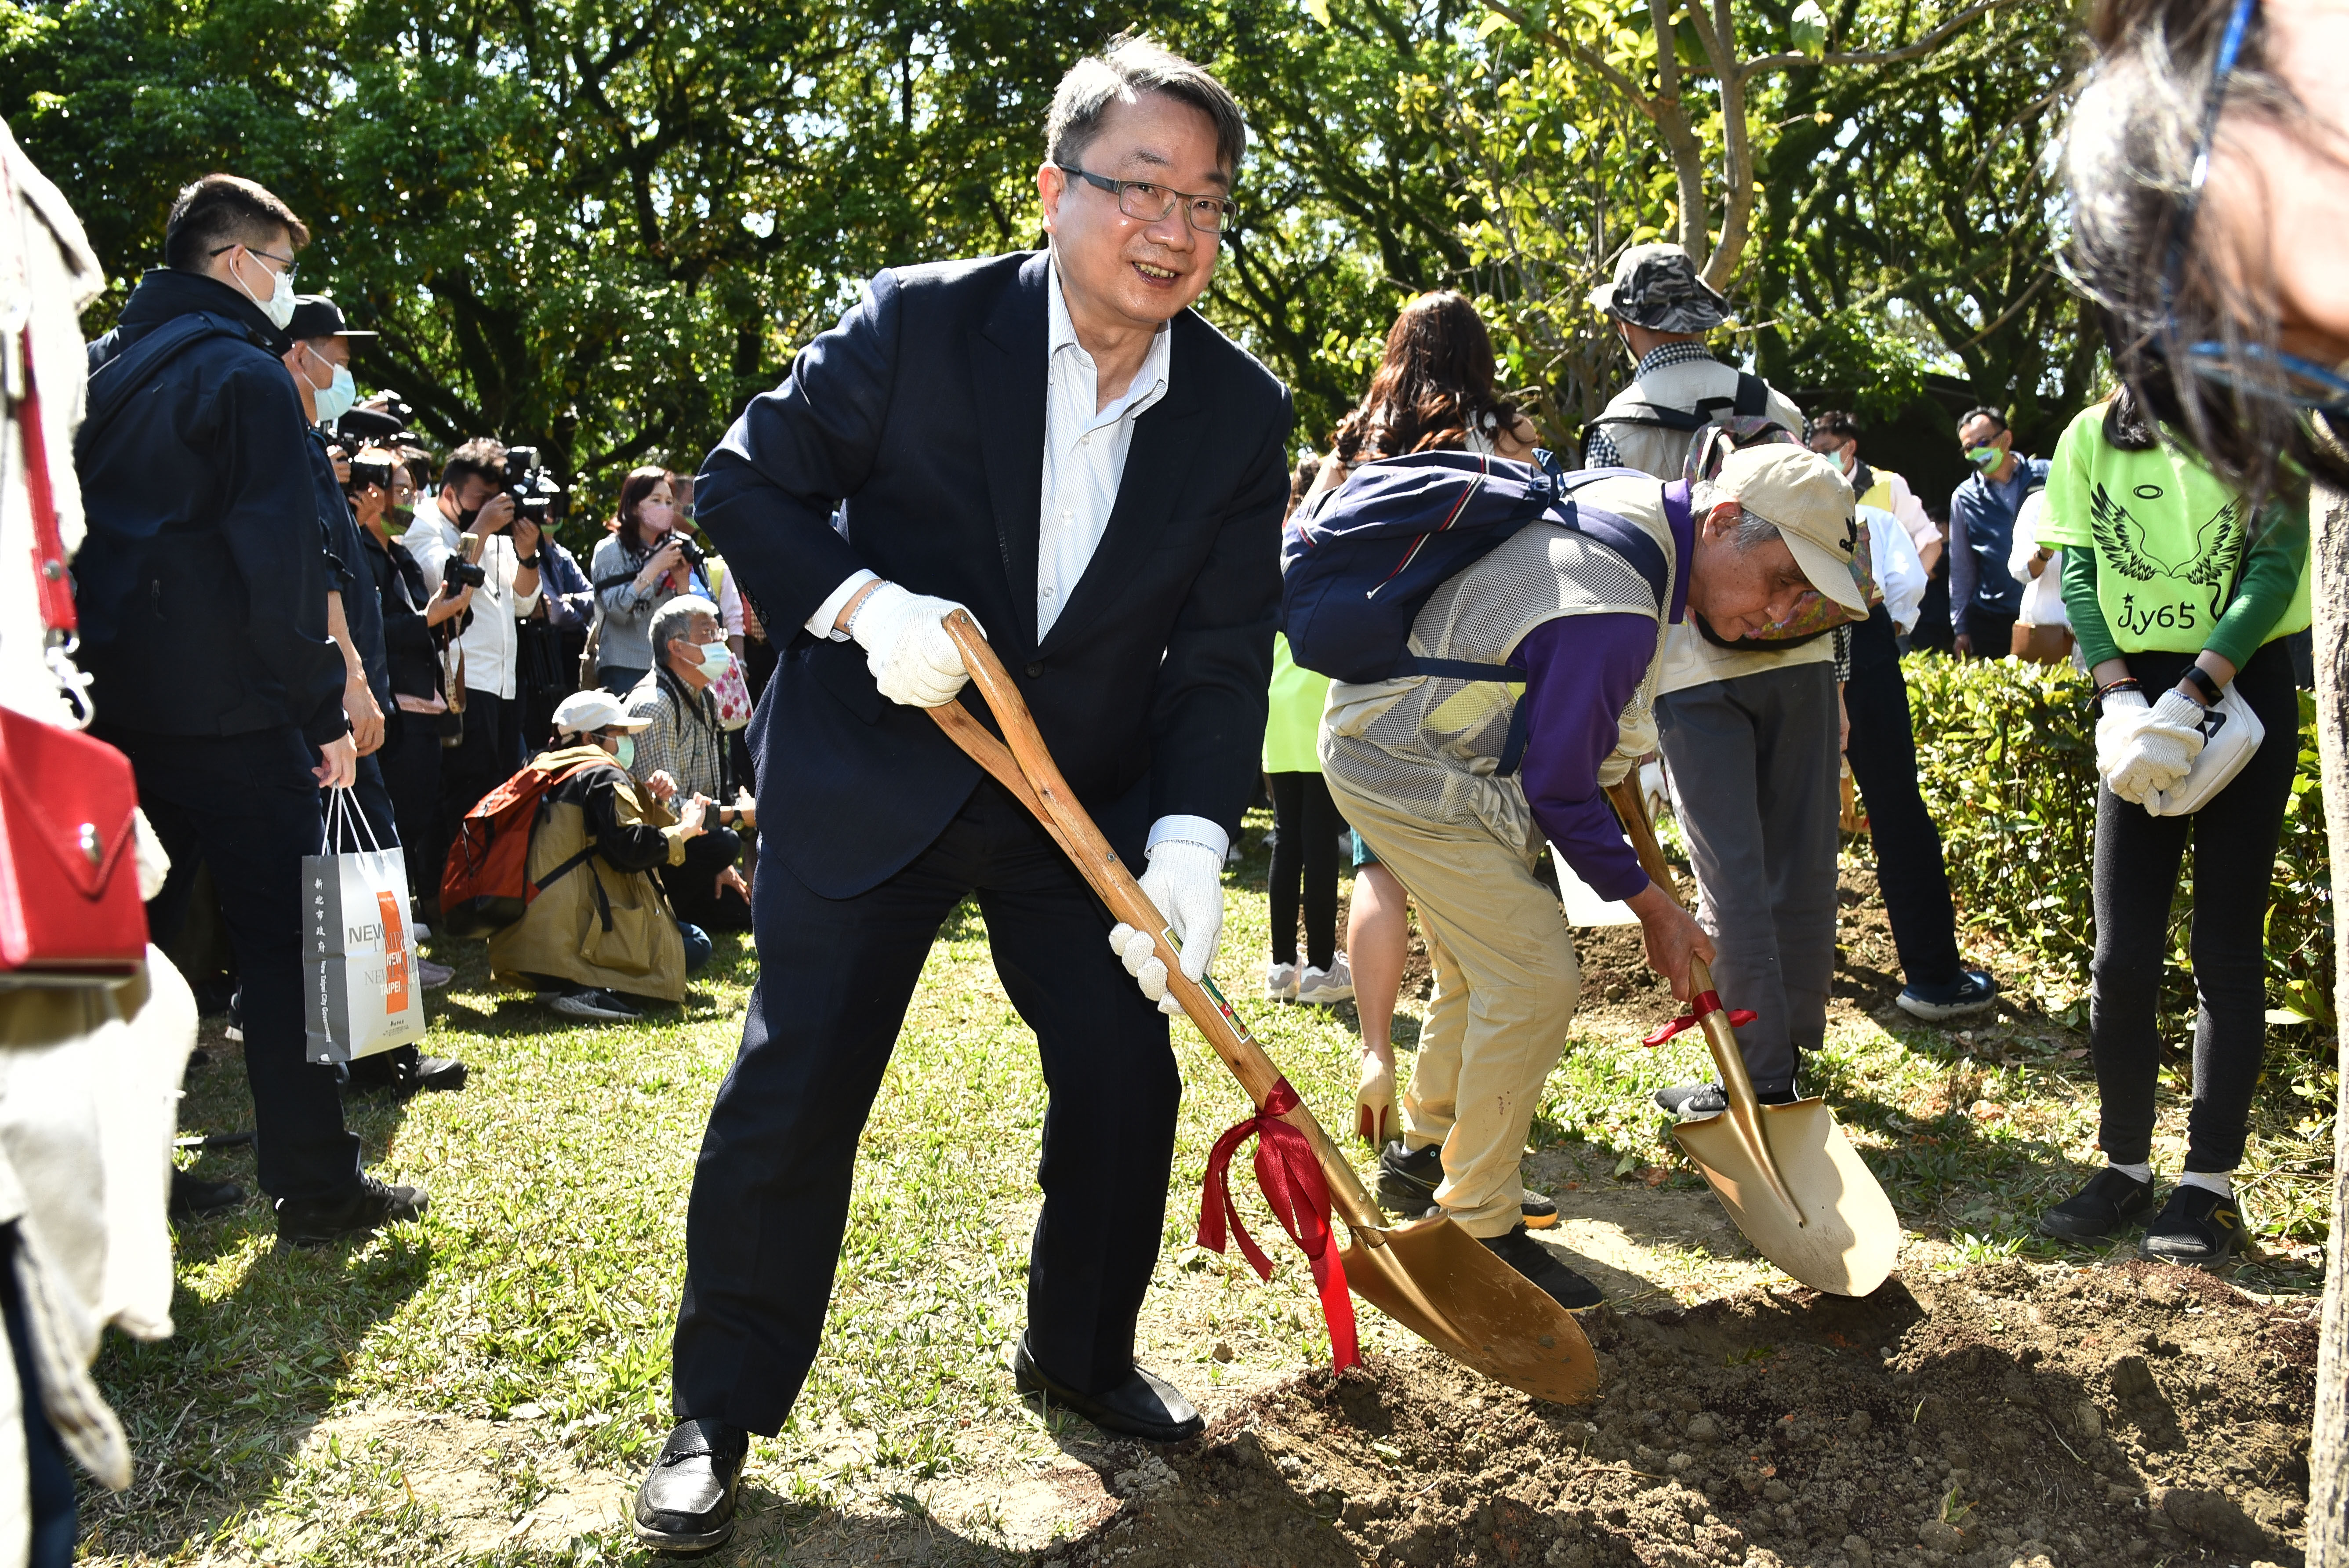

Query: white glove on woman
[2093,689,2152,796]
[1107,841,1225,1016]
[848,582,976,708]
[2103,690,2207,804]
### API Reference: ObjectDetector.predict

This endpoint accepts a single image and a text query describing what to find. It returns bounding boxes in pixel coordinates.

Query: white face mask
[234,247,298,330]
[695,643,735,683]
[304,345,357,423]
[610,734,635,770]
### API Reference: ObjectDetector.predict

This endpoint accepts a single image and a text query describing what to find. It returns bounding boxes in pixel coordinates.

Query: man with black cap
[1581,243,1806,475]
[1579,243,1853,1117]
[76,174,426,1245]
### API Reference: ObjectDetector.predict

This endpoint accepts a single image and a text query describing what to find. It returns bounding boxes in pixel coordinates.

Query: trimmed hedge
[1898,653,2334,1030]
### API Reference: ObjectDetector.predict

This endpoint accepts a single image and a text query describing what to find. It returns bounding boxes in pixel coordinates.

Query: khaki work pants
[1327,772,1579,1238]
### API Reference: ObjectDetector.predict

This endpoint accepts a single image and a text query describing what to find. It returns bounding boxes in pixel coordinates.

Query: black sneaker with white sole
[547,987,643,1023]
[2140,1184,2247,1267]
[1376,1140,1558,1229]
[2037,1166,2156,1243]
[1896,969,2000,1022]
[1480,1224,1603,1309]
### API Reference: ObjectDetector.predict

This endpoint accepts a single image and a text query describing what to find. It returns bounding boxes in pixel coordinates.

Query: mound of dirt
[1050,1261,2314,1568]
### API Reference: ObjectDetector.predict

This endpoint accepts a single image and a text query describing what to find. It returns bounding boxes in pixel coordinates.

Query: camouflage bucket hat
[1586,243,1732,332]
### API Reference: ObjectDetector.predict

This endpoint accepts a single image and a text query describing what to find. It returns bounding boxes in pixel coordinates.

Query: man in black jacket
[75,174,426,1246]
[633,38,1290,1552]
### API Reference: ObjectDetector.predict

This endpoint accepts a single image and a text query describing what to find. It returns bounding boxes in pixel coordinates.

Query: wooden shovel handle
[927,611,1388,1234]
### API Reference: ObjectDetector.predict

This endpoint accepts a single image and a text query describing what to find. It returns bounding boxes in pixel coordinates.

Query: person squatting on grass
[2031,381,2311,1263]
[1322,441,1873,1314]
[630,36,1291,1554]
[487,689,715,1023]
[624,594,755,932]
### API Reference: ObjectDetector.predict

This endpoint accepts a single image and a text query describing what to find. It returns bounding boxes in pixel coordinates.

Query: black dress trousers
[670,777,1180,1435]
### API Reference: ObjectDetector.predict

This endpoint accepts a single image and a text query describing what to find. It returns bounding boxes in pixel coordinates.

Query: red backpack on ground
[439,753,617,937]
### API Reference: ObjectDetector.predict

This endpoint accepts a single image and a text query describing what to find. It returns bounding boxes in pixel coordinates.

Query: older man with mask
[624,595,753,932]
[631,35,1290,1552]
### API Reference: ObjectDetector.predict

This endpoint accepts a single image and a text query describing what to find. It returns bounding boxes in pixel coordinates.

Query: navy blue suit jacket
[697,251,1293,899]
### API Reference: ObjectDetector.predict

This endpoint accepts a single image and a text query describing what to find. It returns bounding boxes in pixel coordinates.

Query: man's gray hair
[651,594,720,668]
[1689,479,1783,550]
[1046,35,1247,178]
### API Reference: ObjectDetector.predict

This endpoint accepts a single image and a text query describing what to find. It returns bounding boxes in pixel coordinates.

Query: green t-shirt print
[2083,479,2243,639]
[2040,401,2311,665]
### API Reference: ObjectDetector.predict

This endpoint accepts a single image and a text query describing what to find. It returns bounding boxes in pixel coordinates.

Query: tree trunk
[2309,478,2349,1568]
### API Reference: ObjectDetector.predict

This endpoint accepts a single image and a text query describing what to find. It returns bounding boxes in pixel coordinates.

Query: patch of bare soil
[1050,1260,2315,1568]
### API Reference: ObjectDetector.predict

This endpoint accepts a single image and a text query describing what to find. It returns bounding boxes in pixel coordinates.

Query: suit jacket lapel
[1039,312,1210,656]
[970,252,1052,653]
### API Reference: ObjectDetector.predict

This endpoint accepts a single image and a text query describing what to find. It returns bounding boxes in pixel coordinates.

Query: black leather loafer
[2039,1166,2155,1242]
[1012,1332,1203,1444]
[633,1418,747,1553]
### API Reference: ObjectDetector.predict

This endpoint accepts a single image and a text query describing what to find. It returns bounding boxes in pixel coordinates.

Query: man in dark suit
[632,38,1292,1552]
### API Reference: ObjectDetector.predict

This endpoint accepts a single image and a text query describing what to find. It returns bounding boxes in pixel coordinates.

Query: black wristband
[516,553,541,568]
[2094,677,2141,708]
[2182,664,2222,704]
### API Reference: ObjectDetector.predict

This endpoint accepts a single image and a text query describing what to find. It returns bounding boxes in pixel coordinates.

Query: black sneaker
[2140,1184,2247,1267]
[1376,1140,1557,1228]
[1896,969,2001,1022]
[2038,1166,2155,1243]
[633,1418,748,1552]
[1481,1224,1603,1309]
[348,1053,470,1098]
[169,1169,245,1221]
[275,1174,429,1249]
[1653,1082,1798,1118]
[224,987,243,1043]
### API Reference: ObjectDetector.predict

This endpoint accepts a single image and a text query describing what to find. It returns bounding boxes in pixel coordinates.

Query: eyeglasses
[210,242,299,281]
[1057,166,1235,234]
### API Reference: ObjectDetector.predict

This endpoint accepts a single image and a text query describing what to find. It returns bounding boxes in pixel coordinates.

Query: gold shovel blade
[1338,1212,1600,1405]
[1673,1097,1900,1296]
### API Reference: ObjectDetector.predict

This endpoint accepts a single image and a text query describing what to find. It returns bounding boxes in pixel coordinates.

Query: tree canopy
[1,0,2090,508]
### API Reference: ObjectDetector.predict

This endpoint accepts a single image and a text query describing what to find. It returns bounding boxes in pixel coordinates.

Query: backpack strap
[75,313,257,464]
[1733,372,1767,417]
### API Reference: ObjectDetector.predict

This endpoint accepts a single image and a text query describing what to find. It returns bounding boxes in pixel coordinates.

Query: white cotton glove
[847,581,977,708]
[2093,689,2153,800]
[1107,841,1226,1016]
[2104,690,2207,804]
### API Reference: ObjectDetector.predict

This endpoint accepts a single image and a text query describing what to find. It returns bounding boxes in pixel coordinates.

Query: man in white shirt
[632,38,1292,1554]
[400,437,542,868]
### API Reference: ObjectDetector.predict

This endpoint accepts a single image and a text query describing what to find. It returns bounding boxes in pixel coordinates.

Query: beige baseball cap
[1714,444,1867,614]
[553,689,652,736]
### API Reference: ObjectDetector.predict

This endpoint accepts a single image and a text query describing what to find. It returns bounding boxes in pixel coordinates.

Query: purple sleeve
[1513,613,1656,904]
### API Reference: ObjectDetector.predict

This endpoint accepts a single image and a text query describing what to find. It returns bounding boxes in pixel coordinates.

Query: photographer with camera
[345,449,468,982]
[402,437,544,844]
[589,467,708,695]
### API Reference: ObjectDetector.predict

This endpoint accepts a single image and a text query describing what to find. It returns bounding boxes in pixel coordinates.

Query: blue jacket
[76,269,348,744]
[307,425,388,710]
[1948,455,2051,626]
[699,250,1293,898]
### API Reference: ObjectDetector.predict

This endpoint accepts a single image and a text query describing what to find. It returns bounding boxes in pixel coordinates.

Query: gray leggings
[2090,639,2299,1172]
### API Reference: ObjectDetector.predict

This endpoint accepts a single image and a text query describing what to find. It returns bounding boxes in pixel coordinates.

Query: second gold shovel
[1606,781,1900,1297]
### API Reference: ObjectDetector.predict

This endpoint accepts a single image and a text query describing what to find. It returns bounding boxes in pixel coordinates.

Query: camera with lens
[443,558,488,594]
[348,454,395,494]
[503,446,566,524]
[670,533,707,569]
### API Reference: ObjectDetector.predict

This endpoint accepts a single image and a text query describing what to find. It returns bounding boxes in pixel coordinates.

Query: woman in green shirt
[2033,385,2310,1266]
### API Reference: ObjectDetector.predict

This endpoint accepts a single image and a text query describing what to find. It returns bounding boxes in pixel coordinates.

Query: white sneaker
[1266,961,1300,1001]
[1296,954,1355,1005]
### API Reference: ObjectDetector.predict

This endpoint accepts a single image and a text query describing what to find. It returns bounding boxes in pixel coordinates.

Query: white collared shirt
[804,256,1220,860]
[1035,258,1171,638]
[401,496,542,701]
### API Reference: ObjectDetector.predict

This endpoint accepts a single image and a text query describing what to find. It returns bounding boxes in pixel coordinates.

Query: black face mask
[456,505,481,529]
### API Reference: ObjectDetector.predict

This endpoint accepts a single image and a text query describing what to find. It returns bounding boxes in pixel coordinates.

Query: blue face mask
[305,346,357,424]
[695,644,735,683]
[611,734,635,771]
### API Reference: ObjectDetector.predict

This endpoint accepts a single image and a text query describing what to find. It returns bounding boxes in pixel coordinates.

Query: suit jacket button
[1024,661,1045,678]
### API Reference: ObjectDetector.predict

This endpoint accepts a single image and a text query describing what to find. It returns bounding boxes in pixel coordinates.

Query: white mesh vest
[1591,358,1807,483]
[1319,474,1680,856]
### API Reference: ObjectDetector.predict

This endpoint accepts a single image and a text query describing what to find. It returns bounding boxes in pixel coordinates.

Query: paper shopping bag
[304,791,426,1064]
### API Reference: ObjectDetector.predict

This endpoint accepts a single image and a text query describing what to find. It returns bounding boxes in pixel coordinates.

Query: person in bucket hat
[1585,241,1733,334]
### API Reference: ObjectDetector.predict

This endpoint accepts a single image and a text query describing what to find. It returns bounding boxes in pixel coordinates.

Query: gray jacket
[588,531,708,674]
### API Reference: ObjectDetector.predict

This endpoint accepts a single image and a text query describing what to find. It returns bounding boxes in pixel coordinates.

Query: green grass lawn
[93,817,2331,1565]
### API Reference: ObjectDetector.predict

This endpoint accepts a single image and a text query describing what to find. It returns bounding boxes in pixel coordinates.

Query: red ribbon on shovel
[1197,1076,1361,1372]
[1641,990,1759,1048]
